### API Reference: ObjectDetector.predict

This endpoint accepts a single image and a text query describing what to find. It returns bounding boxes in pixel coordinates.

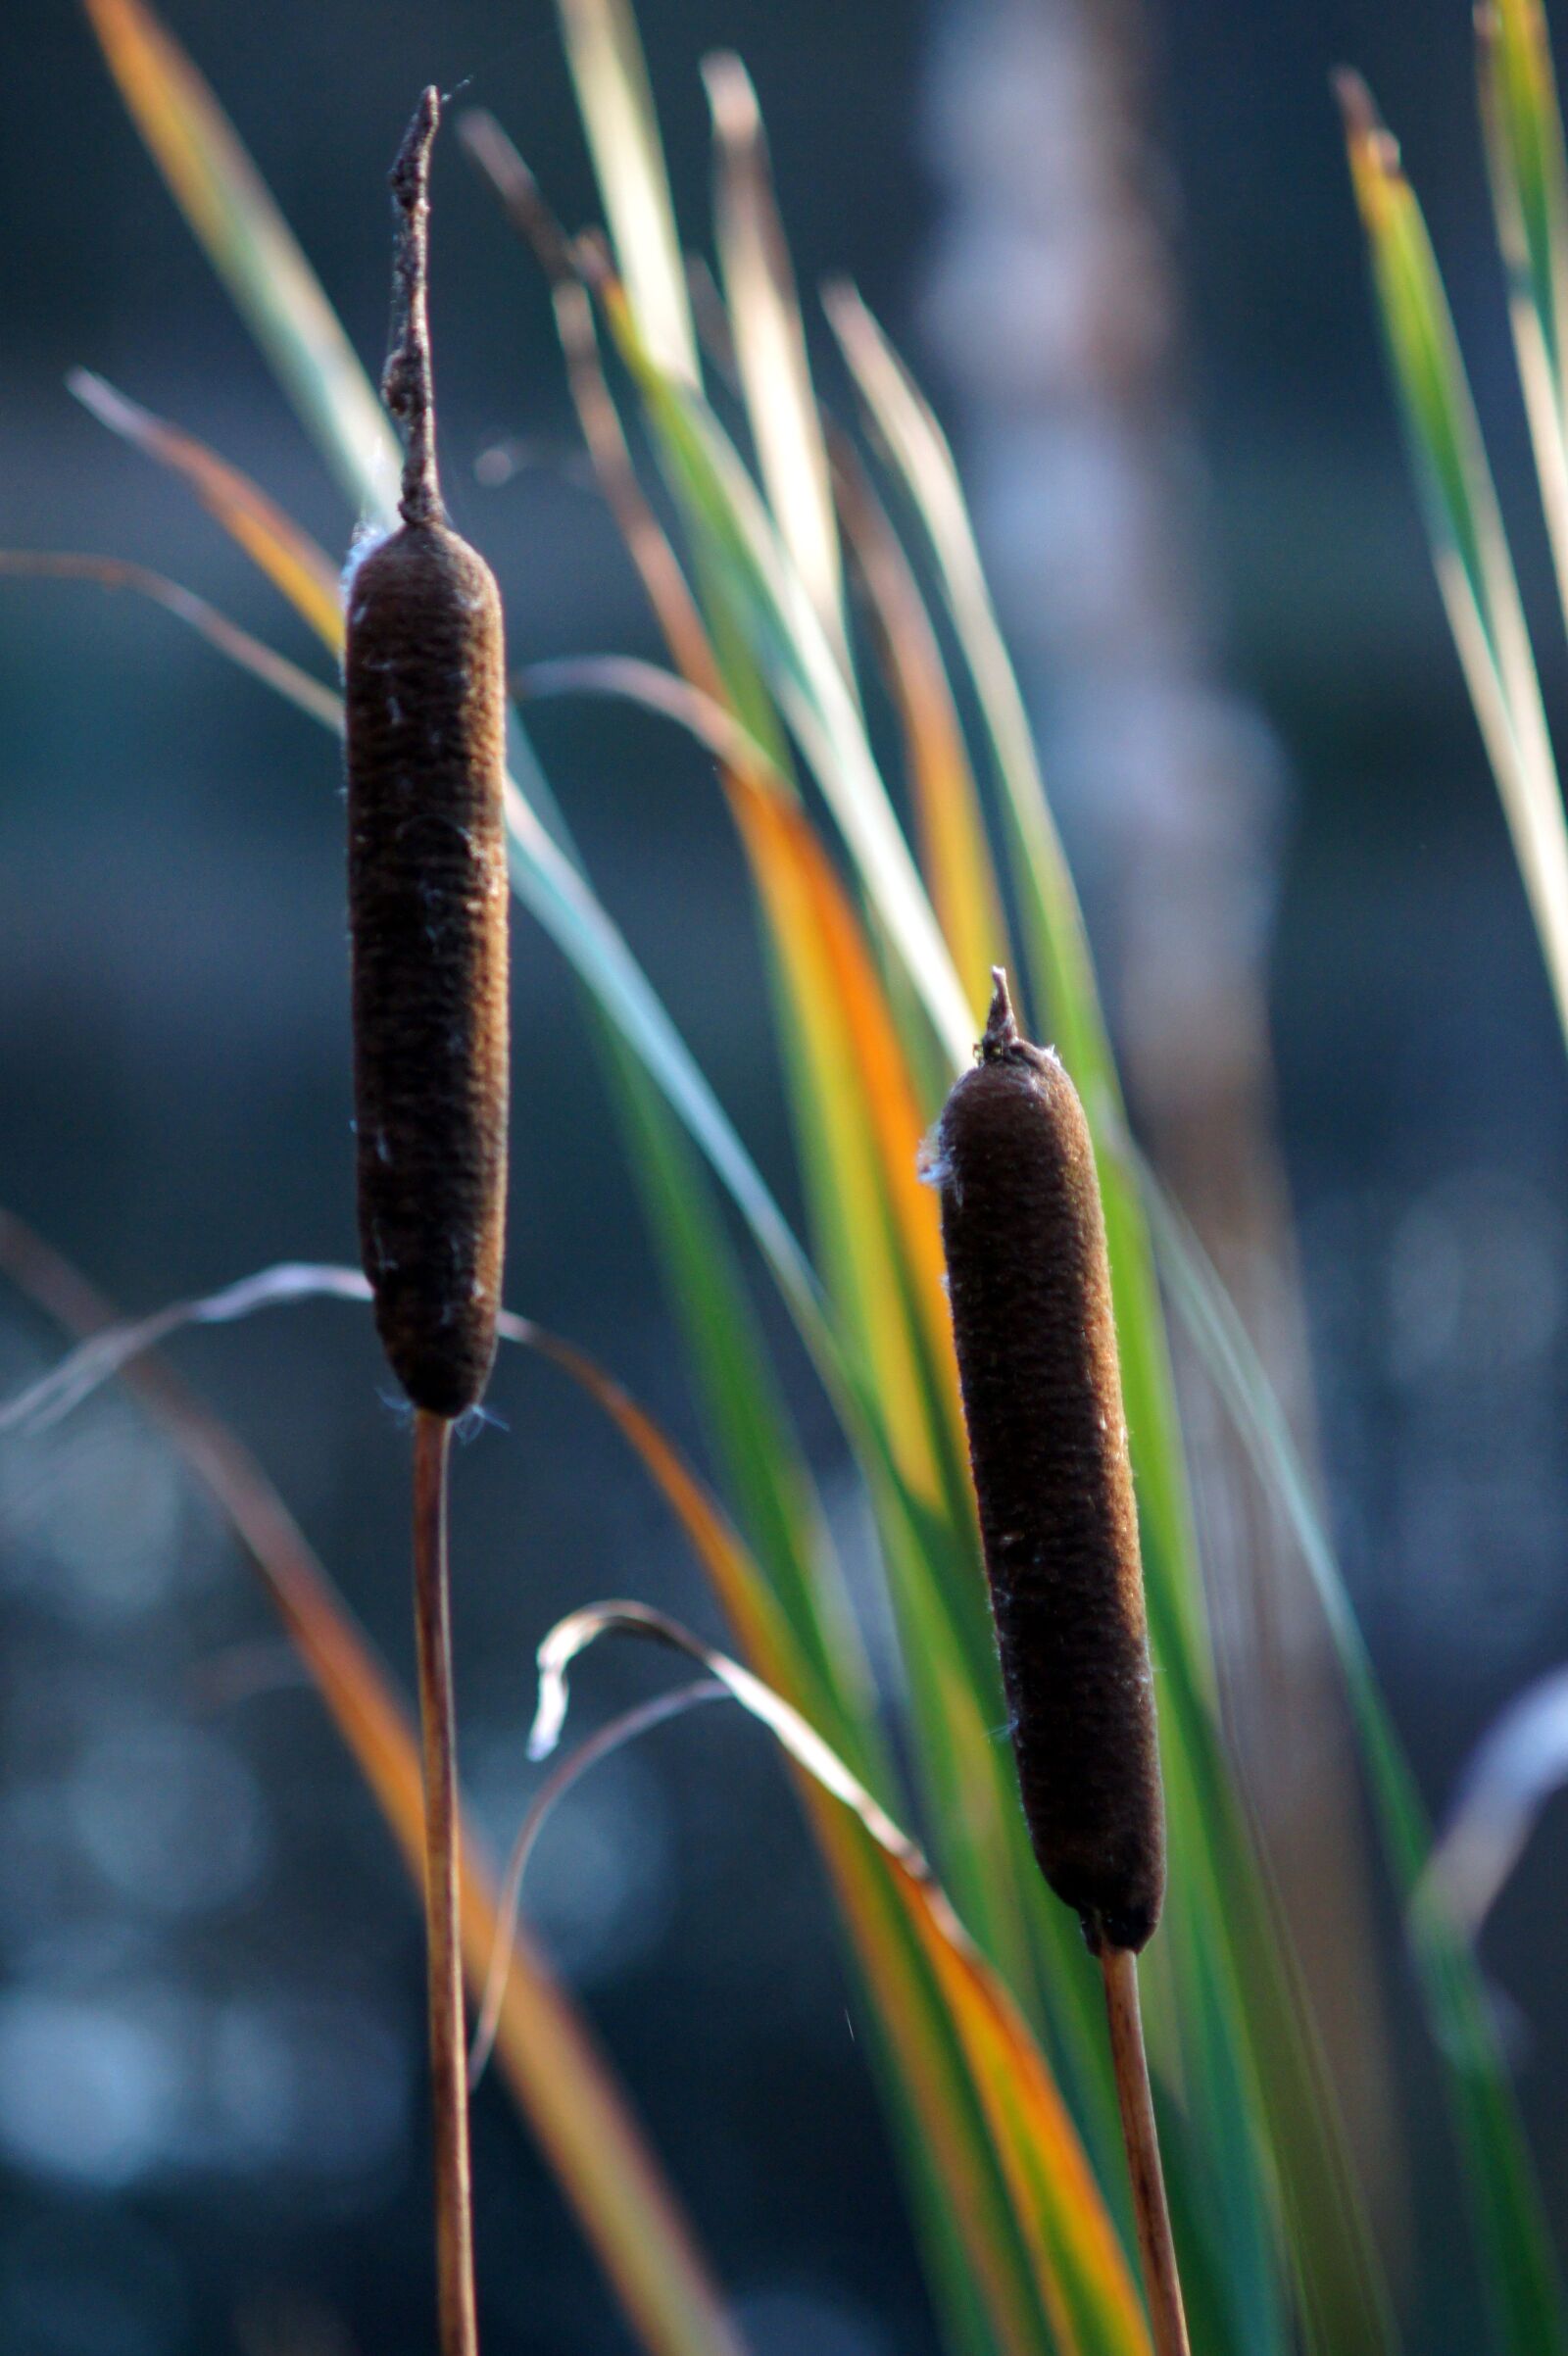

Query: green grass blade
[591,1024,878,1752]
[555,0,700,384]
[1478,0,1568,619]
[1482,0,1568,389]
[0,551,341,729]
[1341,72,1568,1052]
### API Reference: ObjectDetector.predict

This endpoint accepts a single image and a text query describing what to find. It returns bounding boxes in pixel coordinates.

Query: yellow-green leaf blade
[556,0,699,384]
[1341,71,1568,1053]
[82,0,400,518]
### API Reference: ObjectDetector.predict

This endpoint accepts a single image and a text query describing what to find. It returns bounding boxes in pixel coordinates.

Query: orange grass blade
[505,1316,1152,2356]
[0,551,341,728]
[81,0,400,519]
[0,1213,749,2356]
[514,651,962,1509]
[69,368,344,650]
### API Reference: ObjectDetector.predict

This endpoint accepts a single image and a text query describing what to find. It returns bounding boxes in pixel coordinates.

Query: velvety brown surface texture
[934,983,1164,1951]
[345,517,510,1419]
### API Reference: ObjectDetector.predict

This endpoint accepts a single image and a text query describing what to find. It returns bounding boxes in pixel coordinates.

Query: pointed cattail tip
[981,967,1019,1059]
[392,87,441,197]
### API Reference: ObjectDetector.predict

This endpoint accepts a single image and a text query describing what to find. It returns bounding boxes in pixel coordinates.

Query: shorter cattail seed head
[930,970,1164,1952]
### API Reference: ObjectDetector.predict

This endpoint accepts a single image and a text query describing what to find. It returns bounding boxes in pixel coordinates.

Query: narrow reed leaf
[0,1260,370,1434]
[0,551,342,727]
[459,110,718,696]
[555,0,699,384]
[1425,1662,1568,1938]
[831,433,1010,1014]
[81,0,400,518]
[0,1215,750,2356]
[514,653,786,782]
[586,1037,870,1736]
[589,264,975,1065]
[482,169,976,1528]
[1340,70,1568,1052]
[1481,0,1568,390]
[528,1599,1152,2356]
[471,1678,731,2084]
[446,130,921,1478]
[513,650,965,1497]
[69,369,345,647]
[821,283,1103,1083]
[1478,0,1568,623]
[703,53,848,660]
[457,114,850,1644]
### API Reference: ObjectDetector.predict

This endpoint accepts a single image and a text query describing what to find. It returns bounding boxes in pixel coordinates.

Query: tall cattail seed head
[345,89,510,1420]
[930,970,1164,1952]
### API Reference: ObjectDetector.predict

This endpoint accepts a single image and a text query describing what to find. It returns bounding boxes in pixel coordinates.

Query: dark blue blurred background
[5,2,1568,2349]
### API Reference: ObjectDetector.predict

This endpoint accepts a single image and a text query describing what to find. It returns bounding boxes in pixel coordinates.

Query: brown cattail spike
[346,90,511,1420]
[931,967,1165,1952]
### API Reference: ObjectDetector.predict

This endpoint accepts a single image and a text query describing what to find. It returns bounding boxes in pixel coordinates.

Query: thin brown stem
[413,1407,479,2356]
[1101,1945,1190,2356]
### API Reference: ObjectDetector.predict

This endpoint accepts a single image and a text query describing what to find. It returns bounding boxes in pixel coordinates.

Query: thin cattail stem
[412,1407,479,2356]
[1101,1947,1189,2356]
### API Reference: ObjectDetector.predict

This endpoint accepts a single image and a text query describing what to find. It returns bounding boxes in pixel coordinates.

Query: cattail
[346,86,510,1421]
[930,968,1164,1954]
[345,89,502,2356]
